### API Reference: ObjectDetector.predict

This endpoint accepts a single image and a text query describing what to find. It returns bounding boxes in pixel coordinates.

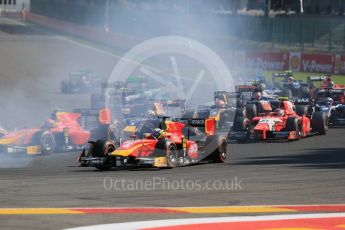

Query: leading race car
[0,110,91,155]
[79,117,228,170]
[231,97,328,142]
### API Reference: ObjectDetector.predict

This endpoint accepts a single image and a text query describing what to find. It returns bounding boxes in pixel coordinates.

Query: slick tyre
[295,105,308,116]
[284,117,301,140]
[235,108,246,119]
[40,131,56,154]
[299,86,310,98]
[312,112,328,135]
[166,143,178,168]
[95,141,116,171]
[232,117,251,142]
[212,137,228,163]
[281,89,292,99]
[246,103,257,120]
[61,80,69,94]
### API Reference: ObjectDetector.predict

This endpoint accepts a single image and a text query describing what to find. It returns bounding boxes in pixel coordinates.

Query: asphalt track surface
[0,18,345,229]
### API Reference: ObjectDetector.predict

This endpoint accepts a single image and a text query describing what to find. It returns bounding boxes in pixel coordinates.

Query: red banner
[300,53,335,73]
[334,54,345,74]
[245,52,290,70]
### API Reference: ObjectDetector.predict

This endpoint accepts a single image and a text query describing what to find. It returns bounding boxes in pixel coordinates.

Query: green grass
[263,71,345,85]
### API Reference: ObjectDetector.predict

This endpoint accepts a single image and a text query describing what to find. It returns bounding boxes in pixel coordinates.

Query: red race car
[0,111,90,155]
[232,98,328,141]
[79,117,228,170]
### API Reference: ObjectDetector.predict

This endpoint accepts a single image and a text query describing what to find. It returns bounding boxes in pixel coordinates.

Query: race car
[315,96,345,126]
[307,75,345,90]
[306,88,345,126]
[0,110,91,155]
[234,83,278,120]
[61,70,102,94]
[272,71,309,98]
[79,117,228,170]
[231,97,328,142]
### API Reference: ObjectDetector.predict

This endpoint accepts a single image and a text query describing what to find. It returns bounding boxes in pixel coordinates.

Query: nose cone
[254,122,269,132]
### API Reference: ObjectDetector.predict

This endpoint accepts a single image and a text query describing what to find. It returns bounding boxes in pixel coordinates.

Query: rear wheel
[299,86,309,98]
[235,108,246,119]
[295,105,308,116]
[246,103,257,120]
[61,81,69,94]
[281,89,292,99]
[232,117,251,142]
[312,112,328,135]
[91,94,105,110]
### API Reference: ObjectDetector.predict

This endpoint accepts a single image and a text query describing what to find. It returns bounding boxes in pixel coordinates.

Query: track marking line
[171,206,296,214]
[56,36,158,73]
[1,204,345,215]
[0,208,83,215]
[63,213,345,230]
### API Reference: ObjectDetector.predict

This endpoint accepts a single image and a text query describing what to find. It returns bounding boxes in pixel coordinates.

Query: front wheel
[95,141,116,171]
[212,138,227,163]
[167,143,178,168]
[40,131,56,154]
[312,112,328,135]
[284,117,301,140]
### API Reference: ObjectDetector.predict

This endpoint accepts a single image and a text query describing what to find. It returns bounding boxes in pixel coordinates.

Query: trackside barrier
[20,13,345,75]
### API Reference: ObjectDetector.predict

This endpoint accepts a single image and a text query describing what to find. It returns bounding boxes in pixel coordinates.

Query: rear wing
[161,99,186,107]
[235,85,255,93]
[317,88,345,97]
[101,81,125,95]
[73,108,112,130]
[272,72,289,83]
[307,76,327,86]
[214,91,239,104]
[291,97,311,105]
[175,118,216,137]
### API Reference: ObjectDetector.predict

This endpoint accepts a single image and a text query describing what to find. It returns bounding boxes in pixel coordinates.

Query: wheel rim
[42,135,54,152]
[168,145,177,164]
[219,141,227,160]
[324,115,329,131]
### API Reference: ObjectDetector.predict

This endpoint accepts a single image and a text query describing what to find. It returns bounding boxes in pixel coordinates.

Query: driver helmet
[253,91,262,100]
[152,128,164,139]
[215,96,226,107]
[327,81,335,88]
[324,97,333,106]
[275,109,285,117]
[288,76,294,82]
[145,109,156,117]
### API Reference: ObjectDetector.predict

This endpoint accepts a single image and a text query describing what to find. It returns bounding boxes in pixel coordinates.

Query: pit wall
[26,13,345,75]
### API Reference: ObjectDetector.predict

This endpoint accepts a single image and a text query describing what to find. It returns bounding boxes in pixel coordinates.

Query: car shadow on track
[231,148,345,169]
[68,161,212,172]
